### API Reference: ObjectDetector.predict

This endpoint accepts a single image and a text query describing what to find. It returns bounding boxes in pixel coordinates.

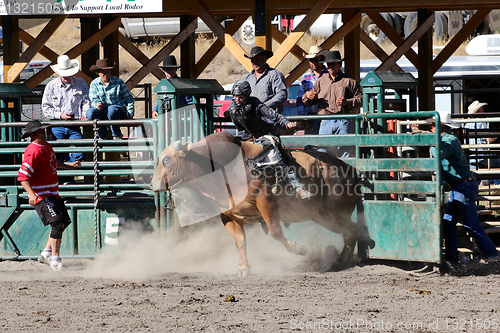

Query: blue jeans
[304,119,321,135]
[50,126,84,162]
[86,105,128,138]
[318,118,353,158]
[443,179,498,263]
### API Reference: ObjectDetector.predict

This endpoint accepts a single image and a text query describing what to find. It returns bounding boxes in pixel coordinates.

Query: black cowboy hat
[159,55,181,69]
[22,120,50,139]
[89,58,115,72]
[244,46,273,59]
[323,50,346,63]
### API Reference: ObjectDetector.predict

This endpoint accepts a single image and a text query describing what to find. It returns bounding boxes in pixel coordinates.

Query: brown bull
[150,131,362,276]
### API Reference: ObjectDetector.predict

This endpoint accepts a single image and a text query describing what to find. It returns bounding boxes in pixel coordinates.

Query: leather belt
[450,176,475,188]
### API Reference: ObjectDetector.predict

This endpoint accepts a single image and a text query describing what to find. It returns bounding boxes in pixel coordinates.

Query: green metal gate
[355,112,442,262]
[282,111,443,263]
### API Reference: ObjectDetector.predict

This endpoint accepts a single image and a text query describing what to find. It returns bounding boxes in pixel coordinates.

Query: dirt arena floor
[1,224,499,332]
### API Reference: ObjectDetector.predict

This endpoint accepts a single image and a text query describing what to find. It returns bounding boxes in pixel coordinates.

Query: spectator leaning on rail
[412,111,498,267]
[42,55,90,162]
[87,59,135,140]
[17,121,81,271]
[152,55,193,118]
[224,81,312,199]
[296,46,329,134]
[242,46,287,114]
[302,50,362,158]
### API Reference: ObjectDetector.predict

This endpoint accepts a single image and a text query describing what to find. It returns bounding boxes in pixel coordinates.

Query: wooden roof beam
[359,30,403,73]
[377,13,435,72]
[195,15,248,78]
[271,25,306,61]
[285,11,361,86]
[24,16,122,89]
[268,0,332,69]
[118,32,164,82]
[189,0,252,72]
[366,11,419,68]
[7,15,68,83]
[432,9,491,74]
[19,28,93,86]
[126,19,198,90]
[19,29,58,60]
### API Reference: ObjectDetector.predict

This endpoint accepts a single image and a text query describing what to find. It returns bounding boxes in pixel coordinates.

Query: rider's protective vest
[229,97,278,140]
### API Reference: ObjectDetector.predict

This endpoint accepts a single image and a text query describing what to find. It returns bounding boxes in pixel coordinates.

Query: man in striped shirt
[17,121,80,271]
[87,59,135,139]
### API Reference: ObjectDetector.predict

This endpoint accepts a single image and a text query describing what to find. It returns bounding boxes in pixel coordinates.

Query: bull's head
[150,140,192,193]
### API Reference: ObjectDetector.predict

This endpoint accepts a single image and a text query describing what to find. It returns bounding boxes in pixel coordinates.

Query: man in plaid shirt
[87,59,135,139]
[296,46,329,134]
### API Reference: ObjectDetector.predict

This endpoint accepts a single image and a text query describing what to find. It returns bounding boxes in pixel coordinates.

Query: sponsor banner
[0,0,162,15]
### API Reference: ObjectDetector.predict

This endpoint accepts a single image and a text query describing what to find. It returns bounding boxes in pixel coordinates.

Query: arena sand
[1,222,499,332]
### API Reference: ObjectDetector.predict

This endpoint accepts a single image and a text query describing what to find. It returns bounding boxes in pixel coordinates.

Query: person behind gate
[42,55,90,162]
[86,59,135,140]
[242,46,287,114]
[152,55,193,118]
[302,50,362,158]
[296,46,329,134]
[413,111,498,267]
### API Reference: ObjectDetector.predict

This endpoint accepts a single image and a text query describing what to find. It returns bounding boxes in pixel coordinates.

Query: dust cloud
[86,220,344,282]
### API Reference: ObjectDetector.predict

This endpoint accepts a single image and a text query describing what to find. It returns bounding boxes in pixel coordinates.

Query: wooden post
[180,15,196,79]
[80,17,100,80]
[254,0,271,50]
[3,16,20,83]
[102,14,120,77]
[342,10,361,81]
[418,9,434,111]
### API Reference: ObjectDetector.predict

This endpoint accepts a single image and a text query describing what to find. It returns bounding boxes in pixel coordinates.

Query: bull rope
[407,265,440,277]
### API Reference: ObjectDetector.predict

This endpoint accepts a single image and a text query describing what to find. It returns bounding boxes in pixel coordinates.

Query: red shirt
[17,142,59,202]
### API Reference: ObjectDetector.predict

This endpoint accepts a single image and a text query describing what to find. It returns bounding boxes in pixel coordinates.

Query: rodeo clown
[225,80,312,199]
[17,120,80,271]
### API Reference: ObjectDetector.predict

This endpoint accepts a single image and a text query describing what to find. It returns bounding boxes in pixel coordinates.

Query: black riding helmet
[231,81,252,97]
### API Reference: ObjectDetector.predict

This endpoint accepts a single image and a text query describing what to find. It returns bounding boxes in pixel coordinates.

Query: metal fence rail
[0,119,159,259]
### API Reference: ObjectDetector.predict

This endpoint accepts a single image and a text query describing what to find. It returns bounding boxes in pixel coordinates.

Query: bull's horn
[171,140,182,151]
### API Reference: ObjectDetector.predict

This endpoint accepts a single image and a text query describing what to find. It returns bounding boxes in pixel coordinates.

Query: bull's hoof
[238,267,251,277]
[289,241,308,256]
[339,246,355,262]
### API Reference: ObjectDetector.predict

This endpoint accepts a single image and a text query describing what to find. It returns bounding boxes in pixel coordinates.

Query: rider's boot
[286,167,313,199]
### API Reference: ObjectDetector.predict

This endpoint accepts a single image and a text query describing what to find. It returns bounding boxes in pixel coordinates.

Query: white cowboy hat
[50,55,79,77]
[467,100,488,114]
[425,110,459,129]
[305,45,328,59]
